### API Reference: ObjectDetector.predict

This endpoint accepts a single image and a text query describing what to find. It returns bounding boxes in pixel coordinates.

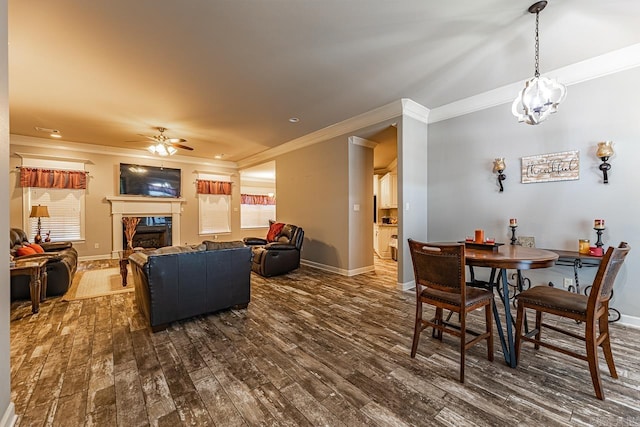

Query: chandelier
[512,1,566,125]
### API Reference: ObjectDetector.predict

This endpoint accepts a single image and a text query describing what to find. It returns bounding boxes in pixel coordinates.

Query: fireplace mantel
[106,196,185,257]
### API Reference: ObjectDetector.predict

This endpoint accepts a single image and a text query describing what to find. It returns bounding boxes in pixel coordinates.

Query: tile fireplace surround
[107,196,185,257]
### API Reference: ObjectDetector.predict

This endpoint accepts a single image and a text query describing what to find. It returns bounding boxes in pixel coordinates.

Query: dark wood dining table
[465,245,558,368]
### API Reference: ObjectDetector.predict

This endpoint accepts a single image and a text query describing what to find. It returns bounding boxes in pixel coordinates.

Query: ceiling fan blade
[170,142,194,151]
[167,137,187,143]
[137,134,158,141]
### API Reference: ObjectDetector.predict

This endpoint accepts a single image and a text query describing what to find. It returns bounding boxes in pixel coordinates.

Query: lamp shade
[596,141,614,158]
[29,205,50,218]
[493,158,506,173]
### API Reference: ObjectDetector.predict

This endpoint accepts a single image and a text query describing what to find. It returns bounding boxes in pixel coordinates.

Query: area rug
[62,267,134,301]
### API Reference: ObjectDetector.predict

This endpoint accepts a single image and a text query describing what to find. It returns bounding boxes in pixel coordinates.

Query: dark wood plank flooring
[9,259,640,426]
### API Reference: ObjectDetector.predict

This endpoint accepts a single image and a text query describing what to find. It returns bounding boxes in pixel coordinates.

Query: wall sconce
[493,158,506,192]
[596,141,614,184]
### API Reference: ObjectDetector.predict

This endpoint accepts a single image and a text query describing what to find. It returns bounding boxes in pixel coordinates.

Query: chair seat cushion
[421,286,492,308]
[516,285,588,315]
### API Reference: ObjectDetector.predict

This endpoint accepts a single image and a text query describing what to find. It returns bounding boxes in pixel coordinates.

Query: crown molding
[401,98,430,124]
[238,98,430,169]
[238,100,405,169]
[429,43,640,124]
[349,136,378,149]
[10,134,239,169]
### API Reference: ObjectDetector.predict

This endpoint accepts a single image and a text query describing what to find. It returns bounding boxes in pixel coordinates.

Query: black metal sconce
[493,158,506,192]
[596,141,614,184]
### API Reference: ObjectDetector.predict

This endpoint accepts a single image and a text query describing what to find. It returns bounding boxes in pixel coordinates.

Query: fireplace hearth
[124,217,172,249]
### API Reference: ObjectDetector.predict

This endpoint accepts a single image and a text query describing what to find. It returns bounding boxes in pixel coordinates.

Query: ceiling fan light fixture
[147,142,176,156]
[512,1,567,125]
[144,127,191,155]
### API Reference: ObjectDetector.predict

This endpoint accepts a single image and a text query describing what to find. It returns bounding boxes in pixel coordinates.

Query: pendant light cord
[534,11,540,78]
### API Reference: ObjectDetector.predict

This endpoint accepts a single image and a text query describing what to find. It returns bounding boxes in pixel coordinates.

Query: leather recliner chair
[10,228,78,298]
[243,223,304,277]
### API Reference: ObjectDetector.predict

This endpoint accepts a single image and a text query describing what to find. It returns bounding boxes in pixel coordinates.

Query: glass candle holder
[579,239,590,254]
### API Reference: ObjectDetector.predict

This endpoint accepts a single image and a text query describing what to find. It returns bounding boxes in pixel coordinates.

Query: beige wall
[347,140,374,271]
[9,137,265,258]
[276,136,350,270]
[1,0,14,423]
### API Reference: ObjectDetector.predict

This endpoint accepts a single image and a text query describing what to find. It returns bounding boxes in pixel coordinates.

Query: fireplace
[124,217,172,249]
[107,196,185,258]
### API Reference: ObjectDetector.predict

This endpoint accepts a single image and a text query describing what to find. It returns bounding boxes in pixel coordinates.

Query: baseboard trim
[399,280,414,292]
[0,402,17,427]
[78,254,112,262]
[618,315,640,329]
[300,259,375,277]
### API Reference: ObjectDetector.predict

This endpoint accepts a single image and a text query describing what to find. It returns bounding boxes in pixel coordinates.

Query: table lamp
[29,204,50,243]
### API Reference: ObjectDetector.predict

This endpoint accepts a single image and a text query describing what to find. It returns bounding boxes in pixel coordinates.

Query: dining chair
[408,240,494,383]
[514,242,630,400]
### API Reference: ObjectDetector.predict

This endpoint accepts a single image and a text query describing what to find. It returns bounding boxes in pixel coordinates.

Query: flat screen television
[119,163,181,197]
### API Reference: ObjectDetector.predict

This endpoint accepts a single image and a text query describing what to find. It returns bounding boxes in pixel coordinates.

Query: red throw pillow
[16,246,37,256]
[29,243,45,253]
[266,222,285,242]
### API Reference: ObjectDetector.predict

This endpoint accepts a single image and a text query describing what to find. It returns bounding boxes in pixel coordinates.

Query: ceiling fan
[138,127,193,156]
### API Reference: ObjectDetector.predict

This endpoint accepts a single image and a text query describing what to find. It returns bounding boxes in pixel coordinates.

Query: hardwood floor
[9,260,640,426]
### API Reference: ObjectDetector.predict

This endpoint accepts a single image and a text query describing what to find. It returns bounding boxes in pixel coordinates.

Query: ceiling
[8,1,640,165]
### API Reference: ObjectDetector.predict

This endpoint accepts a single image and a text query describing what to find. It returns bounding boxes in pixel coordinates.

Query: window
[240,161,276,229]
[21,158,87,242]
[27,188,84,242]
[197,173,231,234]
[240,194,276,228]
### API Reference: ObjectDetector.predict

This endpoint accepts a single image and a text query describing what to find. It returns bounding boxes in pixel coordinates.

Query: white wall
[0,0,16,424]
[427,67,640,323]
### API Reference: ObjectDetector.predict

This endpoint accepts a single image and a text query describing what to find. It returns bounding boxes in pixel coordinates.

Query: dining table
[465,244,559,368]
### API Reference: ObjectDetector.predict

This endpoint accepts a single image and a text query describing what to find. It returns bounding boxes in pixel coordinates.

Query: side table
[118,249,154,286]
[11,258,48,313]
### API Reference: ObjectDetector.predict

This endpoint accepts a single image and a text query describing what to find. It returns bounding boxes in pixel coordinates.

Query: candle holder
[594,227,605,248]
[510,225,518,245]
[493,158,506,192]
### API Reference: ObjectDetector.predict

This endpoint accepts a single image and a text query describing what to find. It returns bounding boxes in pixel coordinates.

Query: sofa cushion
[152,245,204,255]
[267,222,285,242]
[203,240,246,250]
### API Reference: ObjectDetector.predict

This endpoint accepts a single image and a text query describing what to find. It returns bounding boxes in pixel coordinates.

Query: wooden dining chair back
[514,242,630,400]
[407,239,494,383]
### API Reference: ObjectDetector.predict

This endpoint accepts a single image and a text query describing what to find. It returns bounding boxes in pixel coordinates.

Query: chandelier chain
[534,11,540,78]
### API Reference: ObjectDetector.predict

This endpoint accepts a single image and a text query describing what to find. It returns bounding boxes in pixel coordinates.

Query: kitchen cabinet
[379,173,397,208]
[374,224,397,259]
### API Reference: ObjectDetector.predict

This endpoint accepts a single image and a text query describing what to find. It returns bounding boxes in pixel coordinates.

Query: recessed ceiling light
[35,126,62,138]
[288,117,300,123]
[214,154,224,159]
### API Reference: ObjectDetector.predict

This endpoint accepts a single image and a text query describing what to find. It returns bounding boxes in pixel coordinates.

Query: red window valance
[19,167,88,190]
[196,179,231,195]
[241,194,276,205]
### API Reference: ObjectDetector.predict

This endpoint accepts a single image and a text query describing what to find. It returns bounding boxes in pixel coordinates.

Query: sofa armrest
[128,252,149,268]
[41,241,73,251]
[243,237,268,246]
[15,252,63,262]
[264,242,297,250]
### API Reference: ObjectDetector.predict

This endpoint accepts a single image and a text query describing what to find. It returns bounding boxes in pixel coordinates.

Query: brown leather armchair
[10,228,78,298]
[243,223,304,277]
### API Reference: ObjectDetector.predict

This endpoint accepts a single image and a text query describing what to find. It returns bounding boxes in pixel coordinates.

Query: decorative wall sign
[521,150,579,183]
